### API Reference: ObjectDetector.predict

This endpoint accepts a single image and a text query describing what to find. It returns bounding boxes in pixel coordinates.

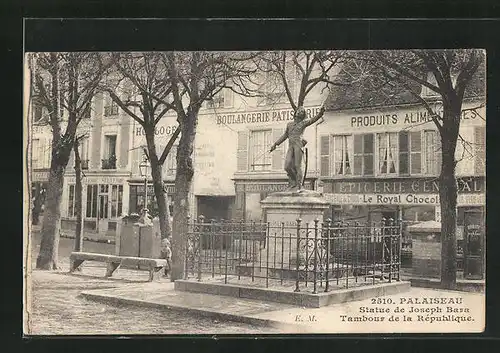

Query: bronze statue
[270,106,325,191]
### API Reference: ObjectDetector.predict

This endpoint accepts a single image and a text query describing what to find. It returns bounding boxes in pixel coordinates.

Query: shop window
[353,134,374,176]
[249,129,272,171]
[333,135,353,176]
[67,184,76,218]
[110,185,123,218]
[99,185,109,219]
[86,184,98,218]
[474,126,486,175]
[102,135,117,169]
[377,132,398,175]
[399,131,422,175]
[424,130,441,175]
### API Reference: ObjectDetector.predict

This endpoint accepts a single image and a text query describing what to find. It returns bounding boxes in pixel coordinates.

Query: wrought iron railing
[102,156,116,170]
[185,216,402,294]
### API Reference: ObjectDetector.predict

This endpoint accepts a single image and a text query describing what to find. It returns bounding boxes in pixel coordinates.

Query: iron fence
[185,216,402,293]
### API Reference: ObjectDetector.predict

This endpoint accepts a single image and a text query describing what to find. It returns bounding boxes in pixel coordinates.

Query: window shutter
[363,134,374,176]
[353,134,363,175]
[272,128,285,170]
[320,135,330,176]
[237,131,249,171]
[410,131,422,174]
[119,118,130,169]
[91,94,103,169]
[224,89,234,108]
[399,131,409,175]
[132,148,141,176]
[474,126,486,175]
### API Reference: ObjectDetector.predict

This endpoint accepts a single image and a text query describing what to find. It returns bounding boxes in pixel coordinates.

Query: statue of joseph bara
[269,106,325,191]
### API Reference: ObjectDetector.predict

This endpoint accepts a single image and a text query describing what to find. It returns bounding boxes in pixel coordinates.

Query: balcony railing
[102,156,117,170]
[104,105,119,117]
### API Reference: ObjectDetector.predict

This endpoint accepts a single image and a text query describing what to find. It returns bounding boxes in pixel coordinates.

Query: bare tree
[163,51,258,280]
[255,50,350,109]
[100,52,179,240]
[363,49,485,289]
[33,52,110,270]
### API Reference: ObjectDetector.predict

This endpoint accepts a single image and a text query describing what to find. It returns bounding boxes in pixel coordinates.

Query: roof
[325,60,486,112]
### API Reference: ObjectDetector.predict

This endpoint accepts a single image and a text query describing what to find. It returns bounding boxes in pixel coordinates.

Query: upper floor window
[206,89,234,109]
[104,94,119,117]
[77,137,90,170]
[424,130,441,175]
[377,132,398,175]
[31,138,51,169]
[320,130,433,178]
[353,134,374,176]
[249,129,272,171]
[333,135,353,175]
[102,135,117,169]
[399,131,422,175]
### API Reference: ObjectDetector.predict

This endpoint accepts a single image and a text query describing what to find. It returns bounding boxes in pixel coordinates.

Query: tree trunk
[171,116,197,281]
[145,128,171,240]
[35,161,67,270]
[32,185,44,225]
[439,104,460,290]
[73,142,84,252]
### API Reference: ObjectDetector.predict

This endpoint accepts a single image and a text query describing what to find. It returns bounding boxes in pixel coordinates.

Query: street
[27,232,276,335]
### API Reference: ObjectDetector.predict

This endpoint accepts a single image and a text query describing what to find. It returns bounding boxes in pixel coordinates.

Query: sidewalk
[80,276,486,334]
[31,225,115,245]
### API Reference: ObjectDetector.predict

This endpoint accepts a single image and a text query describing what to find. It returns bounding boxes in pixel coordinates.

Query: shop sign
[324,193,485,206]
[349,106,483,128]
[32,170,49,182]
[134,185,175,194]
[66,176,126,184]
[216,106,322,125]
[238,182,313,193]
[135,125,178,137]
[331,177,484,194]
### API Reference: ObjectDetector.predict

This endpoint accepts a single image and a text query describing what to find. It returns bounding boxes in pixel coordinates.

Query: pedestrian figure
[160,237,172,277]
[270,106,325,190]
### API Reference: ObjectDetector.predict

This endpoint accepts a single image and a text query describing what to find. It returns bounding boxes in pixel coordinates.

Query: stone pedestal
[260,190,330,268]
[407,221,441,278]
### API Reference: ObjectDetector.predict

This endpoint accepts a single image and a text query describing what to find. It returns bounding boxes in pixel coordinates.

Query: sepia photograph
[23,48,486,335]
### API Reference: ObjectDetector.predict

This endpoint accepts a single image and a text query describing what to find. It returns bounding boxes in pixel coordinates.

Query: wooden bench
[69,252,167,282]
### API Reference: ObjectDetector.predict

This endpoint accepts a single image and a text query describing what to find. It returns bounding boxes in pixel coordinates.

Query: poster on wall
[23,19,488,337]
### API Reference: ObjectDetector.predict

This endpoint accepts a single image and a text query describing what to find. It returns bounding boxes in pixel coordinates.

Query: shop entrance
[197,196,233,221]
[463,209,485,280]
[97,185,109,233]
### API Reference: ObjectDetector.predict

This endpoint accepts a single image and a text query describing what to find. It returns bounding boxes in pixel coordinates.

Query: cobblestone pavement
[27,269,281,335]
[26,233,279,335]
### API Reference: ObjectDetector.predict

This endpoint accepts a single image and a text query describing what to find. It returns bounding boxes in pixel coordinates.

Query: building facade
[317,98,486,257]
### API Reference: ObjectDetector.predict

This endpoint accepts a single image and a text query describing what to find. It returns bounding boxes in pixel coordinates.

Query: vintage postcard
[23,48,485,335]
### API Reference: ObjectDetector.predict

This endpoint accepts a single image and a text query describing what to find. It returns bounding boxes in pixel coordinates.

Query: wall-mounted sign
[216,106,322,125]
[329,177,484,195]
[235,181,314,193]
[32,171,49,182]
[66,176,127,185]
[349,107,482,128]
[135,125,178,137]
[323,192,485,206]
